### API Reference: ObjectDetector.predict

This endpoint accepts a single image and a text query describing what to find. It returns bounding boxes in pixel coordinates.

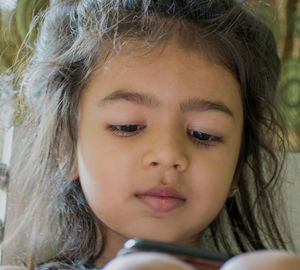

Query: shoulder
[0,266,29,270]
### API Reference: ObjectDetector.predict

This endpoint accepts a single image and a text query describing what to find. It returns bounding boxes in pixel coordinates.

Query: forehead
[92,41,239,86]
[96,36,236,74]
[83,42,243,123]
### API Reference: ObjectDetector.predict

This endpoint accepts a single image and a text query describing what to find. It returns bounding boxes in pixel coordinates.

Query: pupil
[124,125,137,132]
[189,130,209,140]
[197,132,205,139]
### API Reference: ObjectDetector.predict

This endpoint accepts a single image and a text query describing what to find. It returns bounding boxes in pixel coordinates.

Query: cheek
[78,158,123,220]
[188,149,238,206]
[187,168,232,229]
[77,155,137,230]
[76,139,137,214]
[190,164,232,202]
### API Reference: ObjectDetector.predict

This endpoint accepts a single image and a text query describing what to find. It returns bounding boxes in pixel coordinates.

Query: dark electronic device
[118,238,233,270]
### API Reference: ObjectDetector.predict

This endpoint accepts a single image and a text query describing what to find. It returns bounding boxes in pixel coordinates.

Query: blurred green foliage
[0,0,49,71]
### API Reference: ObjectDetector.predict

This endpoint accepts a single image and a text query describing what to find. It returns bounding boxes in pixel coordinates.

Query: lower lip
[136,195,186,212]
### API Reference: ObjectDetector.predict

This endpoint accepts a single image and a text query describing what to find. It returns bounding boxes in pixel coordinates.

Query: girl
[1,0,299,269]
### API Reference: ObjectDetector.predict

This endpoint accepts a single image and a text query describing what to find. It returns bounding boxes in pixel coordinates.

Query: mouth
[135,186,186,212]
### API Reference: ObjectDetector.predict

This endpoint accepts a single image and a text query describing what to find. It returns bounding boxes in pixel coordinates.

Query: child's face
[76,43,243,246]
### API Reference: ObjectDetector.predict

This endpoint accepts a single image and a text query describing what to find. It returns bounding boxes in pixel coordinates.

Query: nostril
[150,161,159,167]
[149,162,182,169]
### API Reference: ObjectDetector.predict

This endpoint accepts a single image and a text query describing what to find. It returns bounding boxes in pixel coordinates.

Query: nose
[142,135,189,173]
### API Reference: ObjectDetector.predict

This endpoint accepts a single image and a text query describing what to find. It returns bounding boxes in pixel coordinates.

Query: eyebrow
[98,90,234,119]
[180,98,233,117]
[99,90,159,107]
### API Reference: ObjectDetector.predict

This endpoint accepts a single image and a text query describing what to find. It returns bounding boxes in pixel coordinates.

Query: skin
[76,43,244,266]
[221,250,300,270]
[103,252,195,270]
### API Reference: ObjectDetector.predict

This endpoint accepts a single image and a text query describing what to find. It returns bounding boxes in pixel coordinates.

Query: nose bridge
[142,126,189,172]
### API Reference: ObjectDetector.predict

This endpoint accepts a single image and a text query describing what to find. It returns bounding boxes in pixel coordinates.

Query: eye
[107,124,146,137]
[187,129,222,146]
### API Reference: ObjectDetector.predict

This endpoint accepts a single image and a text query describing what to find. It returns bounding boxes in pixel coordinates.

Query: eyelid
[106,124,223,147]
[187,129,223,147]
[107,124,146,137]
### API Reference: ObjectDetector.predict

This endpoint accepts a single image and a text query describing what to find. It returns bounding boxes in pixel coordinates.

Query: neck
[94,228,128,268]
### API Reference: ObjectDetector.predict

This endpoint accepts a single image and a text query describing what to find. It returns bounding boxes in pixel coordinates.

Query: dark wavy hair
[2,0,293,269]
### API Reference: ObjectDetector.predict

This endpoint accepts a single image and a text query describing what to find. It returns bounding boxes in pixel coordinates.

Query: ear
[65,168,79,181]
[228,185,238,198]
[59,152,80,181]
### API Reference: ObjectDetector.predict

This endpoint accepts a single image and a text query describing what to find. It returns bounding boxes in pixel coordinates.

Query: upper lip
[135,186,186,201]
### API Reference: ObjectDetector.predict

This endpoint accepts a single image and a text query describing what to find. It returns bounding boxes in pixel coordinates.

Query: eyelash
[186,130,222,146]
[107,124,223,147]
[107,125,146,137]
